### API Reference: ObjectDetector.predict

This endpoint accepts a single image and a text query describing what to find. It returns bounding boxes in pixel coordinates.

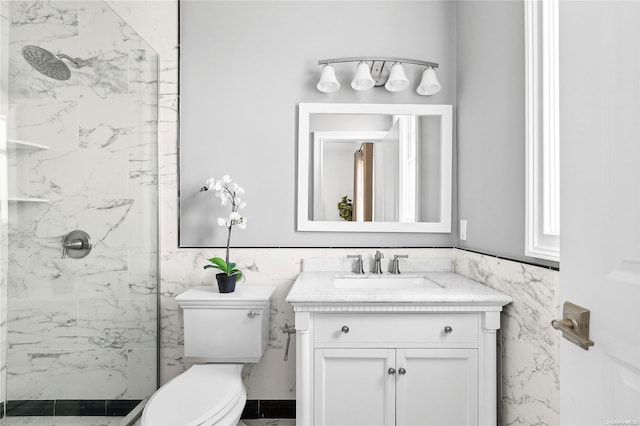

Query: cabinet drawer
[314,313,478,345]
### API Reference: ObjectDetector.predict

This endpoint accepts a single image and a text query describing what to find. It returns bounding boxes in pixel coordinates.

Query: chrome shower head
[22,45,85,81]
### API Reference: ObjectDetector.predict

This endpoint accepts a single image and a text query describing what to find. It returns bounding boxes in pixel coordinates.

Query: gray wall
[179,1,457,247]
[456,1,557,268]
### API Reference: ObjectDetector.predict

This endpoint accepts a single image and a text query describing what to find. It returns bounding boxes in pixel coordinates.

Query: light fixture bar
[317,57,439,69]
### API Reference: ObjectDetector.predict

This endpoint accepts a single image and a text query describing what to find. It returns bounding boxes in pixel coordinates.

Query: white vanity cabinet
[308,313,480,426]
[315,347,478,426]
[286,266,512,426]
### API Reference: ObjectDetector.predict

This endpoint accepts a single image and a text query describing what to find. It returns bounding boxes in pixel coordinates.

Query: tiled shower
[0,0,158,419]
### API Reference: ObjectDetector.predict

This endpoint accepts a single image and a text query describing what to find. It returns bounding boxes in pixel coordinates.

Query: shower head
[22,45,85,81]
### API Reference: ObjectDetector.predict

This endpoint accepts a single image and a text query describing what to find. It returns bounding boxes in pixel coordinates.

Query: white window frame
[525,0,560,262]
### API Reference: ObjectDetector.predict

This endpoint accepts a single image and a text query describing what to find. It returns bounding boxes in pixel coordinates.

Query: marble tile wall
[161,247,453,399]
[453,248,560,426]
[5,1,158,400]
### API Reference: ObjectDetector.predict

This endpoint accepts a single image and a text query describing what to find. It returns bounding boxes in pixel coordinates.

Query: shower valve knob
[61,230,92,259]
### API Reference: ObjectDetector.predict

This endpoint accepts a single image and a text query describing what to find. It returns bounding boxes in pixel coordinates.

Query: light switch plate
[460,220,467,241]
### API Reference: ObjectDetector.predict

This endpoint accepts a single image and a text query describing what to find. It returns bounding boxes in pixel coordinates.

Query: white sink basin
[334,275,444,289]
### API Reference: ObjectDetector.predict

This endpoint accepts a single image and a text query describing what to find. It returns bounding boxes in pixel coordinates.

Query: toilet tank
[176,286,275,362]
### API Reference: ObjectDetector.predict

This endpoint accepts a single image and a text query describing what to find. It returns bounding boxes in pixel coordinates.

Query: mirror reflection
[298,103,452,233]
[313,115,441,223]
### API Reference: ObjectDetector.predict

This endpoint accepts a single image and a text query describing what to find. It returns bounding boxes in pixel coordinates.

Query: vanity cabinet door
[395,349,478,426]
[314,348,396,426]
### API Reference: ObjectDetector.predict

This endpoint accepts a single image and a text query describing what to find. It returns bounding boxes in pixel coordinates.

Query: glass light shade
[351,62,375,91]
[317,64,340,93]
[385,63,409,92]
[416,67,441,95]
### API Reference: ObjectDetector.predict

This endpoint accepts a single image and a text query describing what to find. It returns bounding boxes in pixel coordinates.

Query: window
[525,0,560,262]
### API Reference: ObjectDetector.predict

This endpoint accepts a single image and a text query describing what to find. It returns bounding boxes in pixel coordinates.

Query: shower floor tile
[0,417,123,426]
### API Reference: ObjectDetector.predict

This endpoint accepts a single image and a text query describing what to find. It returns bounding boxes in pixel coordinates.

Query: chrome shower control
[61,230,92,259]
[341,326,350,334]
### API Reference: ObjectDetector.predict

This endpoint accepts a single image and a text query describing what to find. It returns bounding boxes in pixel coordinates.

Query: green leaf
[207,257,228,271]
[228,262,236,271]
[204,264,222,271]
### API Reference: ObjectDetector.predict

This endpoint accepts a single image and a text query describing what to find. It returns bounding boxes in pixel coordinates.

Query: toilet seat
[142,364,245,426]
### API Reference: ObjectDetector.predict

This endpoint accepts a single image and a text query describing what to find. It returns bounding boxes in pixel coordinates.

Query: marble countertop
[286,270,513,307]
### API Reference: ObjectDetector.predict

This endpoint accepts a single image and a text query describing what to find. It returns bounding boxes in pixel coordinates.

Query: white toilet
[142,286,275,426]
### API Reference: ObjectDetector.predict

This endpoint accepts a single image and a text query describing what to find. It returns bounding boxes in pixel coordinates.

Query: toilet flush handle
[247,311,261,318]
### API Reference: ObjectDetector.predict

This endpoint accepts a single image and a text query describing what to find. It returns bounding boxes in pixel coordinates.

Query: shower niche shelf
[7,197,50,203]
[7,138,49,151]
[5,139,50,203]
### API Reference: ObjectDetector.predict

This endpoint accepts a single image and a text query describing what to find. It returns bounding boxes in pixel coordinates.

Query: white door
[395,349,478,426]
[560,1,640,425]
[314,348,396,426]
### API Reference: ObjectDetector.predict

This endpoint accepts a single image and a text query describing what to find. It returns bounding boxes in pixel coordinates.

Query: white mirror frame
[297,103,452,233]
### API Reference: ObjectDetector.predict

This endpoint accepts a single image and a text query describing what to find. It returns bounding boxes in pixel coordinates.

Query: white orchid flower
[199,175,248,275]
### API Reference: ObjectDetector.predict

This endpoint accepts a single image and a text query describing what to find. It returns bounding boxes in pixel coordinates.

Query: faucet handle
[391,255,409,274]
[373,251,384,274]
[347,255,365,274]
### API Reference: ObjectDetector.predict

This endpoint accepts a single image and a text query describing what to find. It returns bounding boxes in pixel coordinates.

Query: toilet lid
[142,364,244,426]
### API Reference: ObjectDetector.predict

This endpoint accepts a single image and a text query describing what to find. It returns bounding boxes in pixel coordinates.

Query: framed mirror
[297,103,452,233]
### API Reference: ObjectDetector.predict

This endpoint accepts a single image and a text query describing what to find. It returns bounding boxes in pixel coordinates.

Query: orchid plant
[200,175,247,280]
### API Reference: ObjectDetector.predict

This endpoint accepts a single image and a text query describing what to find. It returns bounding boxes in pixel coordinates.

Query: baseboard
[5,399,141,416]
[5,399,296,419]
[241,399,296,419]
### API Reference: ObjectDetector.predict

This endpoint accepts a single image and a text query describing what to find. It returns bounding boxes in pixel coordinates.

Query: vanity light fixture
[416,66,442,96]
[351,61,375,91]
[316,57,441,95]
[316,64,340,93]
[385,62,410,92]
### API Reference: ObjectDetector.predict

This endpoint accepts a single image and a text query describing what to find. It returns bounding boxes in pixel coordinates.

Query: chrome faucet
[373,250,384,274]
[390,255,409,274]
[347,254,365,274]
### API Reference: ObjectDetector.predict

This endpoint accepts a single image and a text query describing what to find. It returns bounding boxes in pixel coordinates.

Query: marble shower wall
[453,249,560,426]
[5,1,158,400]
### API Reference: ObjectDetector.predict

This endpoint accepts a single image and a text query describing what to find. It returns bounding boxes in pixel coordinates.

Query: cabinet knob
[444,326,453,334]
[388,368,396,375]
[341,326,350,334]
[398,367,406,375]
